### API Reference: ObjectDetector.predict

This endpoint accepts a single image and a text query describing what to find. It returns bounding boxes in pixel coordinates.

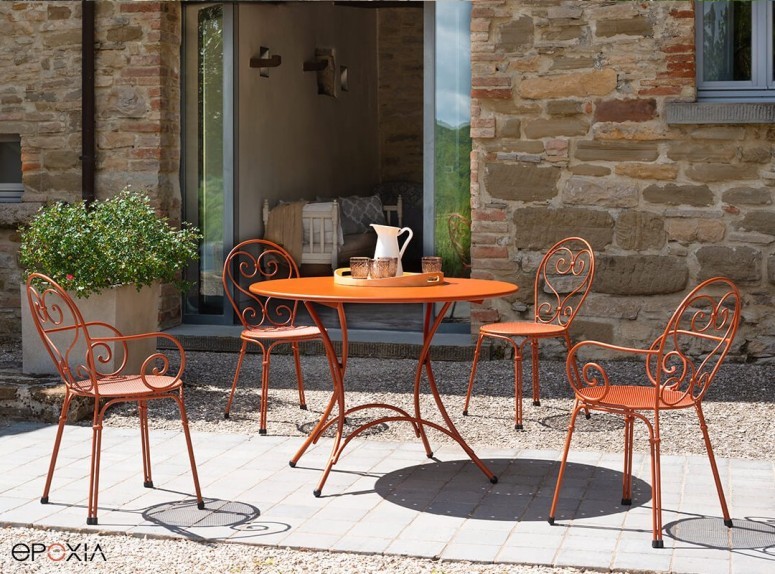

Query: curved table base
[291,300,497,496]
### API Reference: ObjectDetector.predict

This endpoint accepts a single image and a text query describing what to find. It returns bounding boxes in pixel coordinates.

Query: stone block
[563,177,639,208]
[768,254,775,284]
[594,98,657,122]
[594,255,688,295]
[665,218,726,244]
[485,162,560,202]
[546,100,585,116]
[723,187,773,206]
[523,118,589,138]
[496,117,521,138]
[696,246,762,283]
[615,211,666,250]
[569,164,611,177]
[570,320,614,345]
[106,25,144,43]
[741,145,772,163]
[519,69,617,99]
[614,163,678,181]
[498,16,533,52]
[685,163,760,183]
[595,17,653,38]
[667,143,737,162]
[575,141,659,162]
[735,212,775,236]
[643,184,714,207]
[513,207,614,250]
[42,149,79,169]
[550,57,596,71]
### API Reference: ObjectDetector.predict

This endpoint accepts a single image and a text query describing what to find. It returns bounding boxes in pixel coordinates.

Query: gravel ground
[2,341,773,573]
[102,350,775,461]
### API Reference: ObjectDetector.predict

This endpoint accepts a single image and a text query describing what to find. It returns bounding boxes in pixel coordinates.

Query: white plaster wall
[237,2,381,241]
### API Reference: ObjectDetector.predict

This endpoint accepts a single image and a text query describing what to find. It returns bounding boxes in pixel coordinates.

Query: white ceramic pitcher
[371,224,413,276]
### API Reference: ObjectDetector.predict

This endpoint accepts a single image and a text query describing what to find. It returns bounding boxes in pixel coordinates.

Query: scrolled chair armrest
[565,340,657,403]
[87,330,186,392]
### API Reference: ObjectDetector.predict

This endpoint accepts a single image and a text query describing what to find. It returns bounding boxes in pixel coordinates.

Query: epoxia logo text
[12,542,107,562]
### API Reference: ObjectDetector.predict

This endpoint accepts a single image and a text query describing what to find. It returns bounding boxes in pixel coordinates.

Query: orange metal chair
[25,273,204,525]
[548,276,741,548]
[222,239,323,434]
[463,237,595,429]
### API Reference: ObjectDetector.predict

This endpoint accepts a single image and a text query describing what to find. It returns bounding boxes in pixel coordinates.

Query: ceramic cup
[421,256,442,274]
[350,257,370,279]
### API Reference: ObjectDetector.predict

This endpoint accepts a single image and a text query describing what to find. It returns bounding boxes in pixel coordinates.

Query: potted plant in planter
[19,188,201,375]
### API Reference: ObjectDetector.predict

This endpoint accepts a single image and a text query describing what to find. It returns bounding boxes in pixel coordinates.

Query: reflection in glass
[702,1,752,82]
[193,5,225,315]
[435,1,471,278]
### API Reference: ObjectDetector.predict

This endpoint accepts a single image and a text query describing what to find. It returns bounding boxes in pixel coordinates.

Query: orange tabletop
[249,276,517,304]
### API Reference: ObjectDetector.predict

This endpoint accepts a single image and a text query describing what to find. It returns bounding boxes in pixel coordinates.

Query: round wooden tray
[334,267,444,287]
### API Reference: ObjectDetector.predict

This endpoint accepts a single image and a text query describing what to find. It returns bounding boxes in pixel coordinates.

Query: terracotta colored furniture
[222,239,326,434]
[249,275,517,496]
[548,277,741,548]
[463,237,595,429]
[25,273,204,525]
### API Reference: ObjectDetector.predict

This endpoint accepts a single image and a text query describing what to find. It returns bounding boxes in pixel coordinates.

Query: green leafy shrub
[19,189,201,297]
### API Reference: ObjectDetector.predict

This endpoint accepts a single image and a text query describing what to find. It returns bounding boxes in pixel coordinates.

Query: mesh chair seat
[72,375,183,397]
[577,385,695,410]
[480,321,567,338]
[241,325,321,341]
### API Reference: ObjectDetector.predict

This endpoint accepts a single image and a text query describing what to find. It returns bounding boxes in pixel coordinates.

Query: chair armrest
[87,330,186,391]
[566,340,656,402]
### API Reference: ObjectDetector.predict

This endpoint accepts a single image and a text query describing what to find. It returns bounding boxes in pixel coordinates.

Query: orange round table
[250,276,518,496]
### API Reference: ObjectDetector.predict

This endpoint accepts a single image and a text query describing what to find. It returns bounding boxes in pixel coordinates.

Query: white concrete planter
[21,282,161,376]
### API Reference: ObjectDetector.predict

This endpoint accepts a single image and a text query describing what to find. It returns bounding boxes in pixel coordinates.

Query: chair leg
[513,340,524,430]
[139,400,153,488]
[259,350,271,435]
[530,338,540,406]
[41,392,73,505]
[291,342,307,410]
[224,341,248,419]
[175,392,205,510]
[462,332,485,416]
[648,415,663,548]
[549,401,582,525]
[86,410,105,526]
[622,414,635,505]
[696,404,733,528]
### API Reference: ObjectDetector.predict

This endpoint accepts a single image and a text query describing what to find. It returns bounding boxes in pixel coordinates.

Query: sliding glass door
[425,1,472,279]
[182,2,235,324]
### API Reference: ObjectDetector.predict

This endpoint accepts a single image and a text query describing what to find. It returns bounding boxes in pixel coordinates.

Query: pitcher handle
[397,227,413,259]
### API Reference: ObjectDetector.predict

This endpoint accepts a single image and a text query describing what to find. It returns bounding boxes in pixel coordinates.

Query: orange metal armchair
[463,237,595,429]
[25,273,204,526]
[222,239,322,434]
[548,277,741,548]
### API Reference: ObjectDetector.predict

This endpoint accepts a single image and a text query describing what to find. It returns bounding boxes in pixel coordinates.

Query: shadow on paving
[372,457,650,522]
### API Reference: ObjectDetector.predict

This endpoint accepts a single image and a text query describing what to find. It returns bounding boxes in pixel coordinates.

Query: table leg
[289,301,346,497]
[415,303,497,484]
[291,299,496,495]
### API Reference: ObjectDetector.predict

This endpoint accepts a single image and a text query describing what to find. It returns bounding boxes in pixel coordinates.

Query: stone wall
[470,0,775,361]
[0,1,183,332]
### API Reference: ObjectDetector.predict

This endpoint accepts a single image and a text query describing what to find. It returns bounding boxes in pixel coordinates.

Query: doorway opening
[181,1,472,332]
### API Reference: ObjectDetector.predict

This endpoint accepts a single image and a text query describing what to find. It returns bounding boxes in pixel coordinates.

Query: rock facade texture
[470,0,775,361]
[0,1,183,330]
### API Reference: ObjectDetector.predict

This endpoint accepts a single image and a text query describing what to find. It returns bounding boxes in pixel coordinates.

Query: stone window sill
[665,102,775,125]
